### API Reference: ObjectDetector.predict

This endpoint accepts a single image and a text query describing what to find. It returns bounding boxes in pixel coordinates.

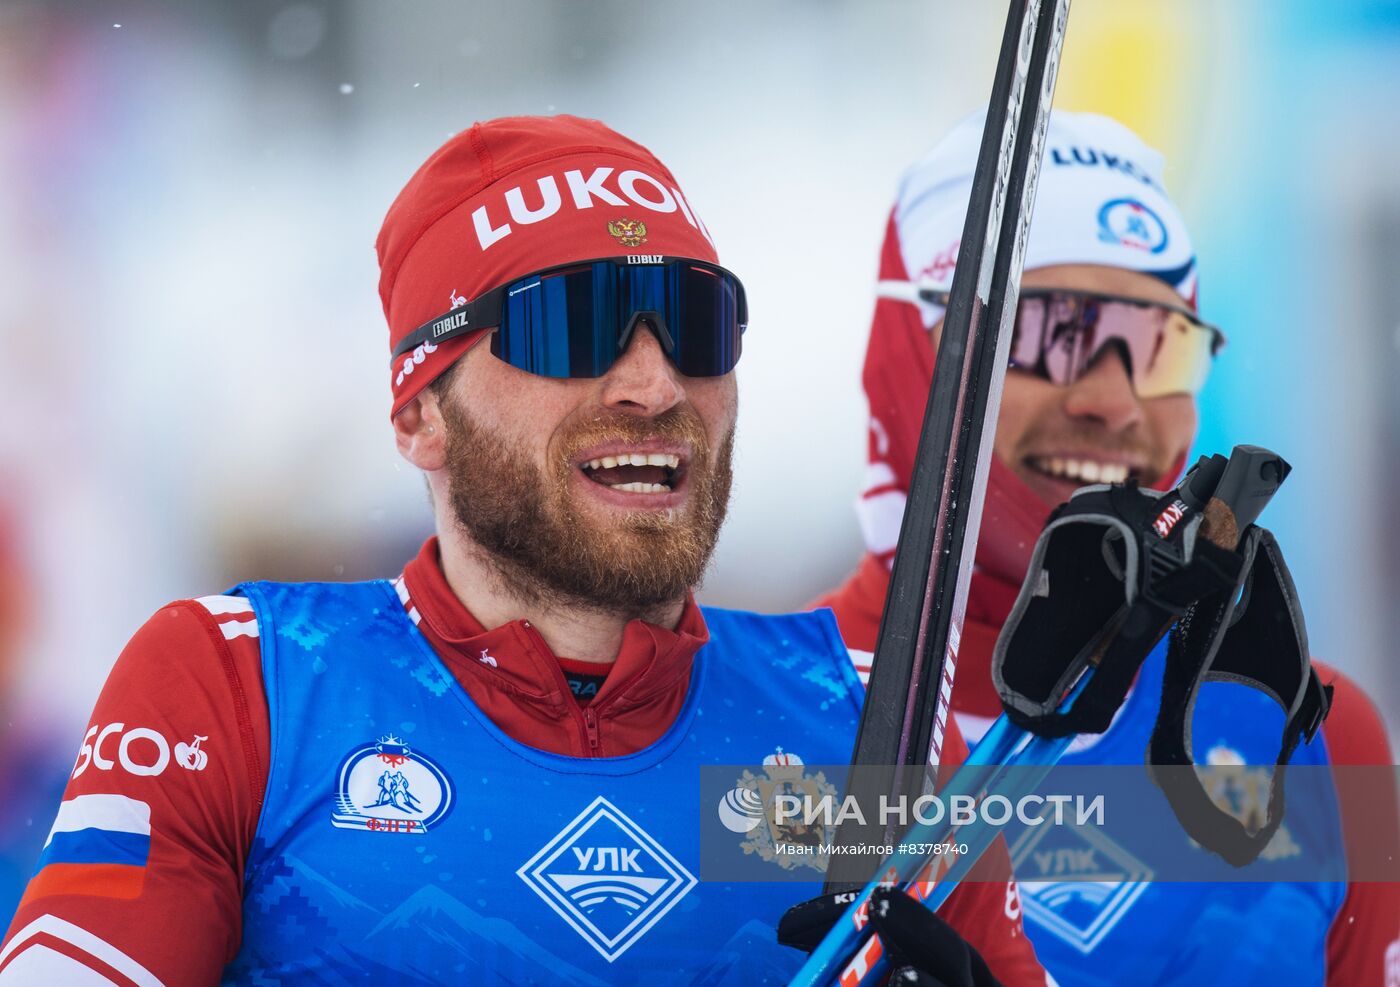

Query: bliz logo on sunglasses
[471,167,712,251]
[430,312,469,339]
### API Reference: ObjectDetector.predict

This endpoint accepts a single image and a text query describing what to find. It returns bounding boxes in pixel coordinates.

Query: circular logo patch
[1096,197,1169,254]
[330,734,455,834]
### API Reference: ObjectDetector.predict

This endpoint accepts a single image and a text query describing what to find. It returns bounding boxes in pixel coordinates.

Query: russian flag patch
[25,794,152,902]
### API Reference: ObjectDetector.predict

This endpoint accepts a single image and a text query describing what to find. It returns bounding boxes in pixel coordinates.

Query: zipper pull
[583,706,601,754]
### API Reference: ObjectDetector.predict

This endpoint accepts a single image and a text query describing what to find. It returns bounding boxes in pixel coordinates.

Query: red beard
[439,396,734,618]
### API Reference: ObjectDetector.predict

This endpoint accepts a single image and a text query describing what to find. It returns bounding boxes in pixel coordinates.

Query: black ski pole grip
[1178,453,1229,511]
[1211,444,1291,534]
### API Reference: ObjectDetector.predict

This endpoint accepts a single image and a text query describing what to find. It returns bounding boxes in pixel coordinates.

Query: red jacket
[1,538,1046,985]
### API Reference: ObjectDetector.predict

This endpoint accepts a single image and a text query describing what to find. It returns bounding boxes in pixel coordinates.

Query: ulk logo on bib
[517,796,696,962]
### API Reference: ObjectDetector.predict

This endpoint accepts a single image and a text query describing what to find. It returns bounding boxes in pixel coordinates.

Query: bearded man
[1,116,1046,986]
[816,109,1400,987]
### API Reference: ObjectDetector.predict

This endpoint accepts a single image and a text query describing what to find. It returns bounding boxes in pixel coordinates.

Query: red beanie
[375,115,719,417]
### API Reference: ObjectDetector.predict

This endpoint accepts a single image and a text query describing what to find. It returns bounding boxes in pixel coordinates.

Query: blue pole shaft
[788,675,1090,986]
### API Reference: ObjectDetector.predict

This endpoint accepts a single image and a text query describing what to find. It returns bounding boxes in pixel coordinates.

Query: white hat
[885,109,1198,326]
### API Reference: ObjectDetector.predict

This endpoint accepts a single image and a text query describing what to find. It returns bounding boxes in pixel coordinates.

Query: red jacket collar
[397,537,709,754]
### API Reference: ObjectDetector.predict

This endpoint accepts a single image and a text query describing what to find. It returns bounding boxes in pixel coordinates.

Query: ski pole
[916,730,1076,915]
[789,673,1091,987]
[787,732,1072,987]
[824,0,1071,885]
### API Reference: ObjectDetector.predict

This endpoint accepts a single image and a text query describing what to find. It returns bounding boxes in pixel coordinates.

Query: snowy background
[1,0,1398,751]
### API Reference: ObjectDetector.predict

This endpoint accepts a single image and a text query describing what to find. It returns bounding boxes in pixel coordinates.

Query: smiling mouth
[579,452,684,494]
[1025,455,1140,486]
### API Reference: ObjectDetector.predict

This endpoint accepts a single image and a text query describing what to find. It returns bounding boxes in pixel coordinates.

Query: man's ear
[393,390,448,472]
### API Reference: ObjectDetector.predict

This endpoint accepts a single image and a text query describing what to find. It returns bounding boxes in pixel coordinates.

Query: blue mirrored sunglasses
[392,255,747,379]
